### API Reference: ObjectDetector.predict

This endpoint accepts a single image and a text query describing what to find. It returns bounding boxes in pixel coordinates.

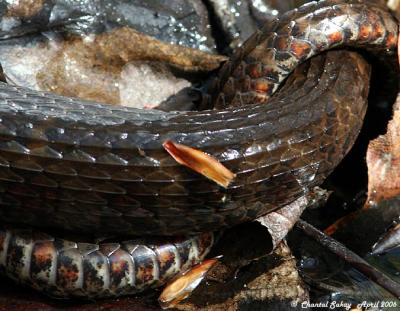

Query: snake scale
[0,0,397,298]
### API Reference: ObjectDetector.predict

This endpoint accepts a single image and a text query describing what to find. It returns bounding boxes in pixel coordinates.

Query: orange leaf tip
[158,256,221,309]
[163,140,236,188]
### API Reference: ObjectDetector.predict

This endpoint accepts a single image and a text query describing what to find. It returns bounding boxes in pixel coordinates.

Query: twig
[296,219,400,298]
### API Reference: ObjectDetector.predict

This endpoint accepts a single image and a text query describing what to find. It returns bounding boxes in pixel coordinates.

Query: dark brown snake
[0,0,398,298]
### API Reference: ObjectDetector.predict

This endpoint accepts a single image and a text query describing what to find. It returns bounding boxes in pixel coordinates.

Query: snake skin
[0,0,397,298]
[208,0,398,108]
[0,50,372,297]
[0,0,396,237]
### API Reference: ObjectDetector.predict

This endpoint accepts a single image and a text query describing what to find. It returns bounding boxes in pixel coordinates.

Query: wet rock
[6,0,45,19]
[248,0,310,24]
[207,0,311,50]
[289,224,400,308]
[0,27,225,108]
[372,223,400,255]
[0,0,224,109]
[119,62,191,109]
[332,197,400,256]
[103,0,215,52]
[206,0,258,50]
[0,0,216,52]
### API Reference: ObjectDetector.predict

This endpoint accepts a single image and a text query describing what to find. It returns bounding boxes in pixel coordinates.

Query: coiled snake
[0,0,397,298]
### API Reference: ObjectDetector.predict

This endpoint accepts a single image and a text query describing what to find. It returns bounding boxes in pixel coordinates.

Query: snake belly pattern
[0,0,397,298]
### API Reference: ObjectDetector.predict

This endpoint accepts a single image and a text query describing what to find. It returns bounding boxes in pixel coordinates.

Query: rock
[0,0,216,52]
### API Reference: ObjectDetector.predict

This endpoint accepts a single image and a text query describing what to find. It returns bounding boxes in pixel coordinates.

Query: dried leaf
[163,140,236,188]
[366,96,400,206]
[365,34,400,206]
[257,196,307,250]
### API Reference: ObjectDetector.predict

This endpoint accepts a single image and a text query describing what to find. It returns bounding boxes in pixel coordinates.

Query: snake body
[0,0,397,298]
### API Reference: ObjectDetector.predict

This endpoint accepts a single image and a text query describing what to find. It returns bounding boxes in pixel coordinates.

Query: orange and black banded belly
[0,227,214,297]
